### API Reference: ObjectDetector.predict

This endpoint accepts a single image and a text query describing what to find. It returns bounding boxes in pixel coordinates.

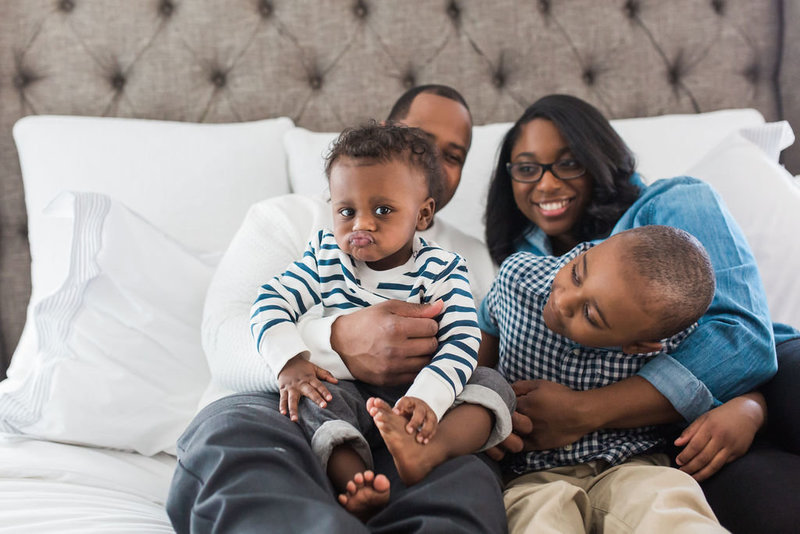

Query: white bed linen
[0,434,174,533]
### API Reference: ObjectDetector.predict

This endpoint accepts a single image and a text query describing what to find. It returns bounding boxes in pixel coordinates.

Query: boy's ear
[621,340,664,355]
[416,197,436,231]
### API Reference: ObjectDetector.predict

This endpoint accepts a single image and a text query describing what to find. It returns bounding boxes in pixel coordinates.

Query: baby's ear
[621,340,664,355]
[416,197,435,230]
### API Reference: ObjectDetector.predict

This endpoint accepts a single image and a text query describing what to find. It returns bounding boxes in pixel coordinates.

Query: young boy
[250,122,514,520]
[478,225,729,533]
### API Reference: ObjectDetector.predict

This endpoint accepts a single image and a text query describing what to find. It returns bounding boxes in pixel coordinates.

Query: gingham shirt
[250,229,481,421]
[483,243,695,475]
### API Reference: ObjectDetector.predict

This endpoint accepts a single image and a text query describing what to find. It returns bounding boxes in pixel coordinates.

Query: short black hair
[617,225,716,340]
[387,84,471,122]
[325,121,444,207]
[485,94,642,265]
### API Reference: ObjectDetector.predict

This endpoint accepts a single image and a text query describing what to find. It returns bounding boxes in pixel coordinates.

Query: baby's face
[542,237,659,349]
[329,157,433,271]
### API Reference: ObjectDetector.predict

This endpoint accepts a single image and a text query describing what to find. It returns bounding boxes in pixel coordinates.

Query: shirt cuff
[404,369,457,422]
[636,353,716,422]
[258,321,310,379]
[477,298,499,337]
[296,314,355,381]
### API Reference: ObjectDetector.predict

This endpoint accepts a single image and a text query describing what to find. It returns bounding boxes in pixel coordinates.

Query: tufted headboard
[0,0,798,378]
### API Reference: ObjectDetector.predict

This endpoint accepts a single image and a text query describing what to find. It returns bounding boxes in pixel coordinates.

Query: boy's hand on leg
[674,392,765,481]
[393,396,437,443]
[277,354,338,422]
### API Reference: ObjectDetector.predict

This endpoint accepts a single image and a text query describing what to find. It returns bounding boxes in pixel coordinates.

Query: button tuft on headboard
[582,68,596,86]
[110,73,126,91]
[538,0,550,15]
[492,71,505,89]
[309,74,323,90]
[59,0,75,12]
[744,63,760,84]
[258,0,273,18]
[447,0,461,23]
[210,71,227,88]
[624,0,640,19]
[667,65,681,86]
[13,72,33,90]
[711,0,725,15]
[353,0,368,19]
[403,73,416,89]
[159,0,174,17]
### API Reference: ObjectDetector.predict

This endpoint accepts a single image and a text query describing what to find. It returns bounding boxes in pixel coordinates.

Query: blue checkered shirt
[483,243,695,475]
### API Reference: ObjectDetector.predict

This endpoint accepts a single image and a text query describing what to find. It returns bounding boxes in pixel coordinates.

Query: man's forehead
[401,93,472,149]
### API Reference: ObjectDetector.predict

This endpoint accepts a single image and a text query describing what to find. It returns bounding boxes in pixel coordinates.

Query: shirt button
[572,348,580,356]
[564,444,573,451]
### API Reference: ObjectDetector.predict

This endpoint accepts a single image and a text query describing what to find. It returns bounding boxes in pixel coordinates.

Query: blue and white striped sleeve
[405,254,481,421]
[249,230,325,378]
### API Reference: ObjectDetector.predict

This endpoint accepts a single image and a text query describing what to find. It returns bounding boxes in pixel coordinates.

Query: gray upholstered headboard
[1,0,798,378]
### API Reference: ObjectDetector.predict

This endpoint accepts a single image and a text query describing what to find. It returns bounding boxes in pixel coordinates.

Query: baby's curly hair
[324,121,444,208]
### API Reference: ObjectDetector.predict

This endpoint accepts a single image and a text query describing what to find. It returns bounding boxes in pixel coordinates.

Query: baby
[251,122,513,520]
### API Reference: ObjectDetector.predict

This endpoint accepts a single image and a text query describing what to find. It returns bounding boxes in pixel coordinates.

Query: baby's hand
[393,396,437,443]
[277,355,338,422]
[674,392,765,481]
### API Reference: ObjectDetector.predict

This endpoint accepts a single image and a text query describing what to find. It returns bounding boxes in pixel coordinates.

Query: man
[166,86,506,534]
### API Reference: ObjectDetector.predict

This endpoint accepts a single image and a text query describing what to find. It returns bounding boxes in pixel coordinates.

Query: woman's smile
[534,197,574,217]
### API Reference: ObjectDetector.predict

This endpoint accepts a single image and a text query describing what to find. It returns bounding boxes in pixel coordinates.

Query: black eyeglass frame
[505,160,587,183]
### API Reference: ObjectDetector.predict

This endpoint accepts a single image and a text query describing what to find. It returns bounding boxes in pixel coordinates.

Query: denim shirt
[479,176,794,421]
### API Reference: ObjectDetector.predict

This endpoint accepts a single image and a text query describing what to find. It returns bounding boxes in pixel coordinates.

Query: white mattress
[0,434,175,533]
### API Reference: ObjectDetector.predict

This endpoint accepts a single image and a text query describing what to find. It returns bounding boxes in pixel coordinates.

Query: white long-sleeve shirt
[199,194,495,408]
[250,229,481,421]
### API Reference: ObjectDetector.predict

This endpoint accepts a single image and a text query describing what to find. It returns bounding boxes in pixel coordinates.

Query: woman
[483,94,800,533]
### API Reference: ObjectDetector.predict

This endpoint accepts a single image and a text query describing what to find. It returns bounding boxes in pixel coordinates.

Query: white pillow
[283,109,765,243]
[0,192,214,455]
[283,127,335,199]
[10,115,293,380]
[686,123,799,328]
[611,108,765,183]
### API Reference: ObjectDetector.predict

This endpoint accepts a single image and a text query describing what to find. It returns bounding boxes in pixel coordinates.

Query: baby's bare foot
[337,470,390,521]
[369,398,444,486]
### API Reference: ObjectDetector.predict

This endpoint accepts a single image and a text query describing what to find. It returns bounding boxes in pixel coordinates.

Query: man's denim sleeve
[616,178,777,421]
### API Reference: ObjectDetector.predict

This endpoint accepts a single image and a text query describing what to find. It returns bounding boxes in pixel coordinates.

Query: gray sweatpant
[295,366,516,470]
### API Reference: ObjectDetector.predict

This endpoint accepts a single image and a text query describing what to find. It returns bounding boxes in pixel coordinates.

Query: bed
[0,1,798,532]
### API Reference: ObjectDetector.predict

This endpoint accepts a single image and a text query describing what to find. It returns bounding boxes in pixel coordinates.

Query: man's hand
[674,392,766,481]
[513,379,591,450]
[393,396,438,443]
[278,355,338,422]
[485,411,533,461]
[330,300,444,386]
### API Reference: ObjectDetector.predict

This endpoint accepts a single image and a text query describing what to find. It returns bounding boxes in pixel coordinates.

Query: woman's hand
[330,300,444,386]
[674,392,766,481]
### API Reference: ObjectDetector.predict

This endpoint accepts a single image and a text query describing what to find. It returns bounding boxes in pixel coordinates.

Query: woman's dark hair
[484,94,641,265]
[325,121,445,207]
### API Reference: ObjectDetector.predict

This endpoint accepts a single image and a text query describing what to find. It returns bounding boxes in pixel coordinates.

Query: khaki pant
[504,454,729,534]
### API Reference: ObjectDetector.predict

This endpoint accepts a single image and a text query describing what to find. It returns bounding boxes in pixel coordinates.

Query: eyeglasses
[506,159,587,183]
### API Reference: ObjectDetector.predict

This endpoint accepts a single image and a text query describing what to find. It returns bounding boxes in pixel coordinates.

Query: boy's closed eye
[571,254,606,330]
